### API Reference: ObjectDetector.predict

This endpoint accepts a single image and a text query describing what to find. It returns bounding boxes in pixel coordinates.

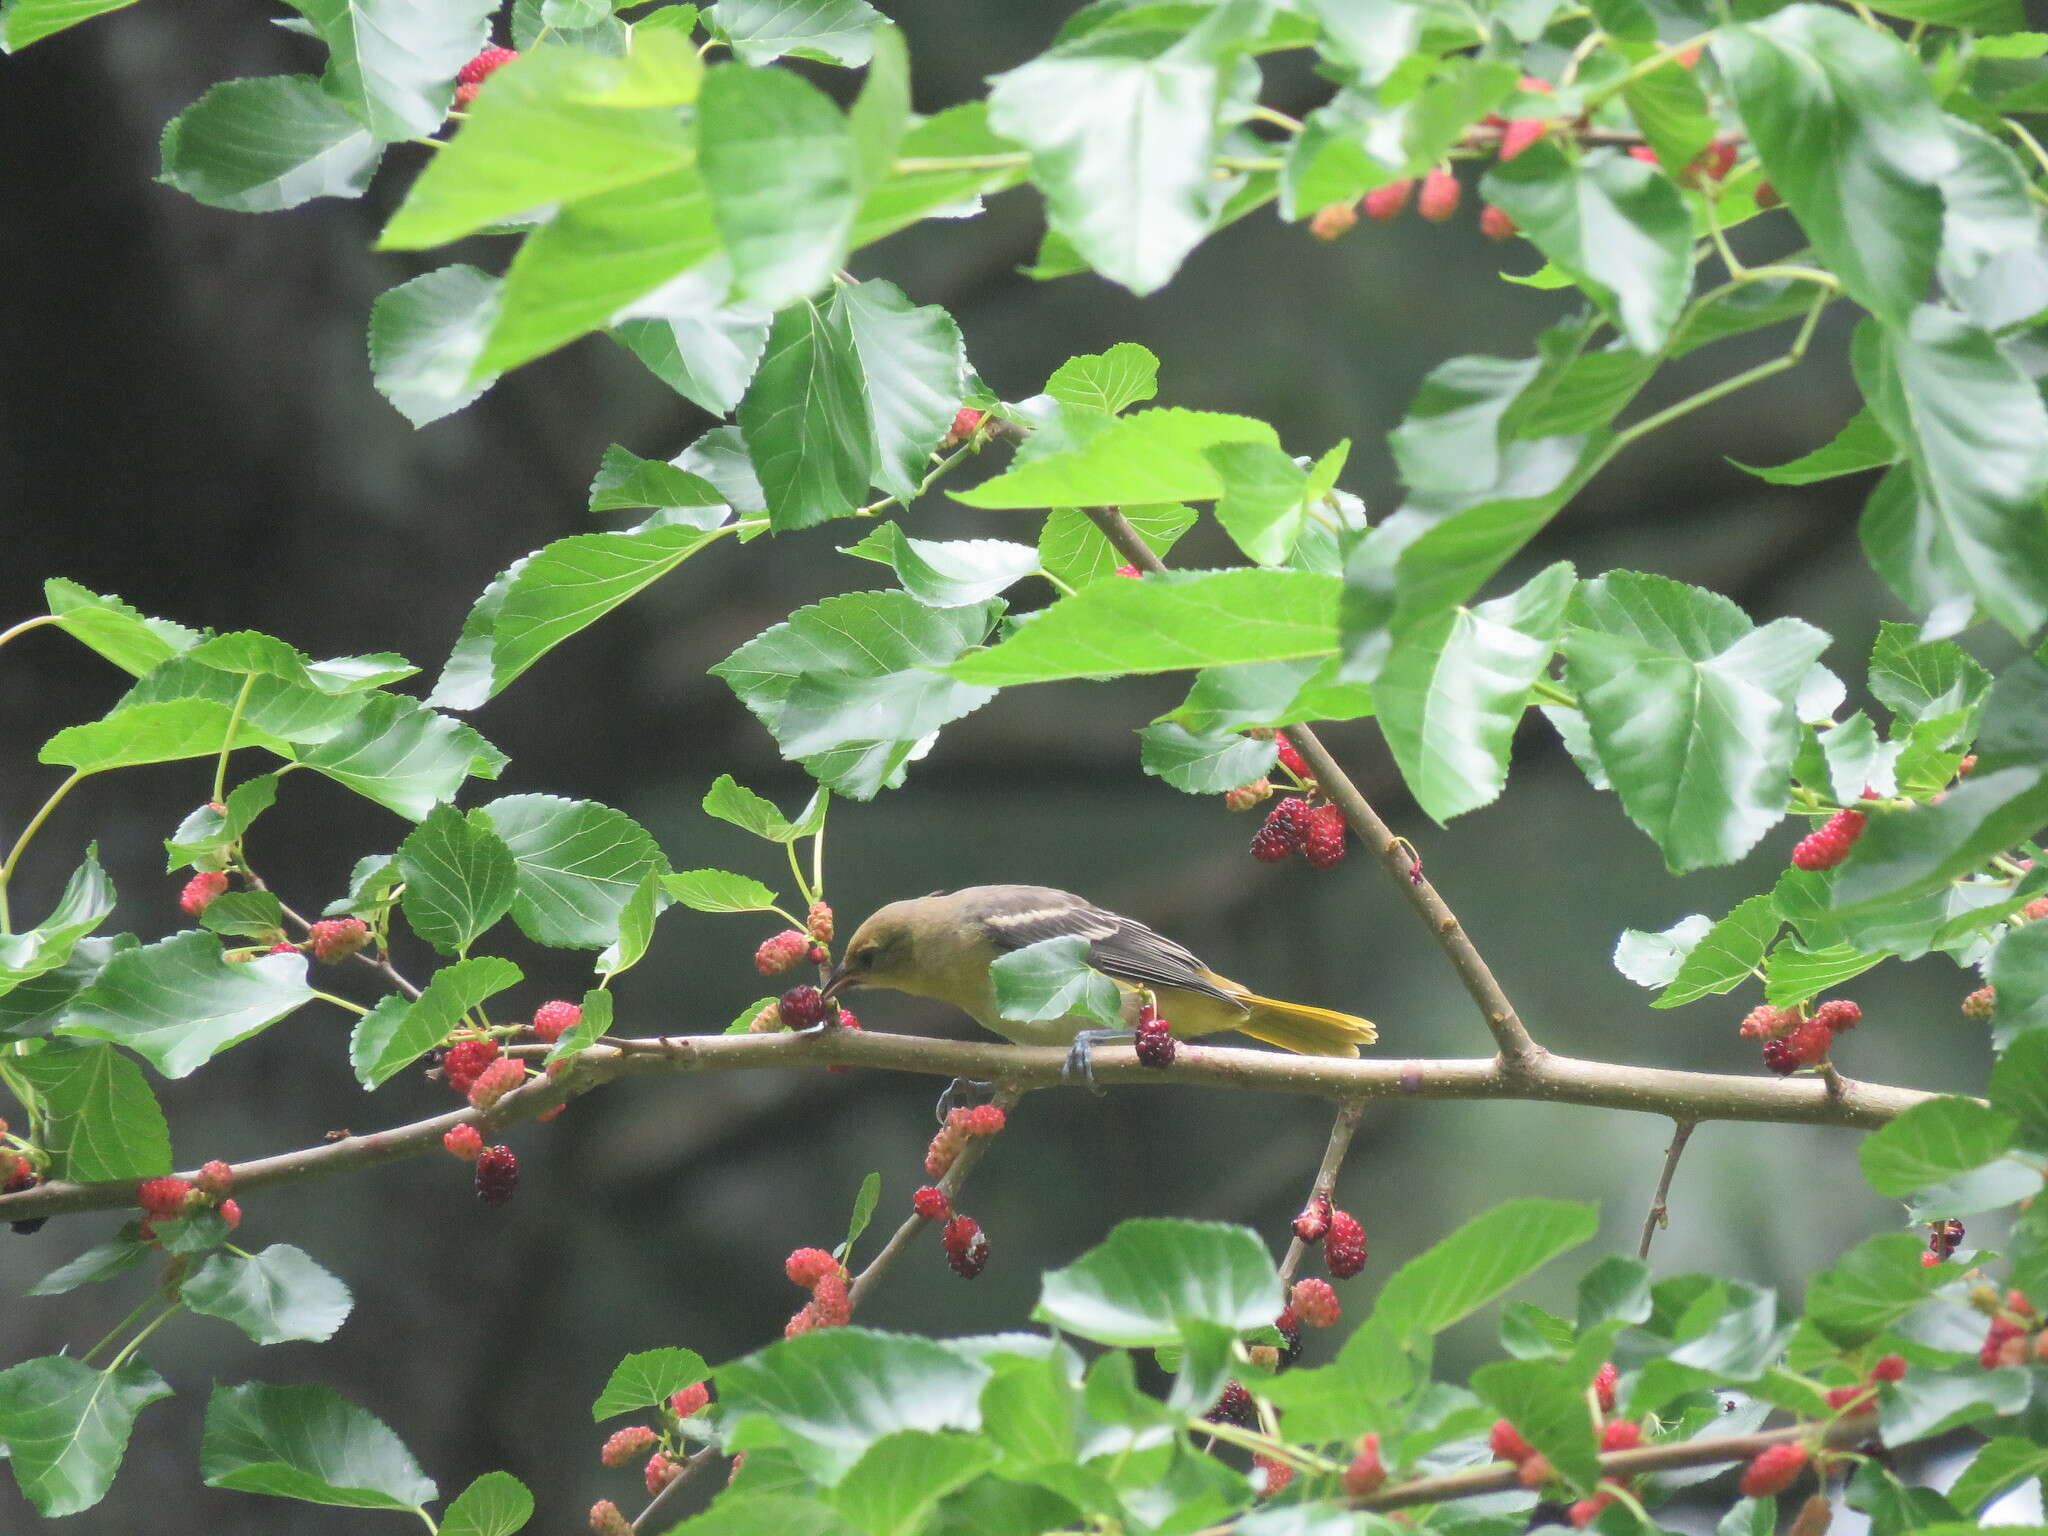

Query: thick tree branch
[1075,505,1542,1067]
[0,1030,1941,1222]
[1639,1119,1698,1261]
[1278,1100,1365,1284]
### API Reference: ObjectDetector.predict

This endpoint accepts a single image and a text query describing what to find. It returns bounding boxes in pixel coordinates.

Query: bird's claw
[935,1077,993,1123]
[1061,1029,1129,1097]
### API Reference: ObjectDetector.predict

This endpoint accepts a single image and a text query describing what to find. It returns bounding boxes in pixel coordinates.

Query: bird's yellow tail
[1235,995,1377,1057]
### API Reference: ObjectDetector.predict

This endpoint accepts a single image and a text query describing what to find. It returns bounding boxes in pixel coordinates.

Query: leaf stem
[0,612,59,658]
[104,1300,180,1373]
[311,990,371,1017]
[1246,104,1303,135]
[80,1289,168,1367]
[0,769,87,932]
[1531,678,1579,710]
[1611,288,1828,453]
[212,674,257,807]
[785,839,814,909]
[890,153,1030,174]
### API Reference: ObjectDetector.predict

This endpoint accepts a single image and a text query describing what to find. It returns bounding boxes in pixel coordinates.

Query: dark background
[0,4,2001,1531]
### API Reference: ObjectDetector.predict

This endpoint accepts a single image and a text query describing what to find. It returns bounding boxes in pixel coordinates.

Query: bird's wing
[977,895,1247,1010]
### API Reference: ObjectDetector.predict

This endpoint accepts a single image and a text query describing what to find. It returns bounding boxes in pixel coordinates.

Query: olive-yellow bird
[821,885,1375,1076]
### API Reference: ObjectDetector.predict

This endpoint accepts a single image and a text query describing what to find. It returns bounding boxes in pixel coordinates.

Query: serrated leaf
[1761,941,1884,1007]
[830,1430,994,1536]
[737,297,875,533]
[0,1357,170,1517]
[1034,1219,1283,1347]
[1480,144,1692,352]
[1859,1097,2017,1198]
[1735,409,1896,486]
[1372,1199,1598,1345]
[1832,766,2048,911]
[183,1245,354,1345]
[348,956,523,1088]
[289,0,492,140]
[1562,572,1828,872]
[592,1347,710,1421]
[949,569,1337,686]
[1613,914,1711,989]
[663,868,780,913]
[0,846,114,997]
[1375,560,1573,824]
[43,579,203,677]
[699,61,858,309]
[990,935,1125,1029]
[159,75,382,213]
[1047,344,1158,415]
[428,519,727,708]
[1714,8,1953,326]
[54,933,312,1079]
[713,593,1001,799]
[845,524,1041,609]
[707,0,883,66]
[834,279,964,503]
[1939,121,2048,333]
[201,1381,435,1510]
[1655,896,1777,1007]
[295,693,504,821]
[9,1041,171,1182]
[1868,621,1991,727]
[397,804,518,955]
[955,409,1280,510]
[1137,722,1277,794]
[1037,504,1195,590]
[1470,1356,1600,1491]
[380,47,693,249]
[40,698,290,773]
[702,775,802,841]
[480,794,669,948]
[2,0,141,50]
[27,1226,151,1297]
[1949,1438,2048,1517]
[598,867,662,978]
[442,1470,534,1536]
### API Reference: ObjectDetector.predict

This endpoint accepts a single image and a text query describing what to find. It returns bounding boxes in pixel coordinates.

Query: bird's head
[821,898,929,999]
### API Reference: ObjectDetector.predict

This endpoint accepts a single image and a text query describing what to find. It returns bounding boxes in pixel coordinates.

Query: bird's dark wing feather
[978,895,1245,1009]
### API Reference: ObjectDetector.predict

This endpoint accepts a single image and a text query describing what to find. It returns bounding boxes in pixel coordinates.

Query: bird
[820,885,1375,1084]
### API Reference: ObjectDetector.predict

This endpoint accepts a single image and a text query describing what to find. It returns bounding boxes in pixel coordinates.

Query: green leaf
[1860,1097,2017,1198]
[1735,409,1896,486]
[365,262,500,428]
[1038,504,1195,590]
[1371,1198,1598,1345]
[1207,441,1310,567]
[1613,914,1711,989]
[1,0,140,50]
[715,1328,990,1484]
[1137,721,1277,794]
[1622,58,1715,175]
[1832,767,2048,911]
[1034,1218,1283,1347]
[1714,7,1953,325]
[1761,941,1884,1008]
[0,1357,170,1517]
[288,0,492,140]
[1578,1254,1653,1330]
[699,62,858,310]
[834,280,965,503]
[1868,621,1991,727]
[1852,308,2048,641]
[1562,572,1828,872]
[987,31,1243,295]
[295,693,505,821]
[541,987,611,1065]
[1654,895,1778,1008]
[1048,343,1159,415]
[701,775,809,842]
[845,524,1041,609]
[201,1381,436,1509]
[397,804,518,956]
[1375,560,1573,824]
[990,935,1125,1029]
[949,570,1337,686]
[197,891,286,942]
[954,409,1280,509]
[712,593,1002,798]
[589,444,728,519]
[830,1430,995,1536]
[1388,353,1542,500]
[1879,1363,2032,1445]
[662,870,782,919]
[598,868,662,978]
[158,75,382,213]
[0,846,114,997]
[1806,1232,1946,1347]
[43,579,202,677]
[851,101,1027,248]
[40,698,289,773]
[1939,121,2048,334]
[1949,1438,2048,1518]
[1480,144,1692,351]
[839,1170,882,1262]
[480,163,722,379]
[7,1041,171,1181]
[1470,1357,1600,1491]
[480,794,669,948]
[55,933,312,1079]
[592,1347,710,1421]
[1163,657,1371,734]
[183,1245,354,1345]
[27,1226,151,1296]
[442,1471,534,1536]
[349,956,522,1089]
[615,302,774,417]
[707,0,883,66]
[428,519,726,708]
[738,298,875,532]
[380,47,693,249]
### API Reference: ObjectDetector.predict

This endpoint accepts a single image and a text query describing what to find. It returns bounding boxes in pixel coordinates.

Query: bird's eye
[853,945,881,969]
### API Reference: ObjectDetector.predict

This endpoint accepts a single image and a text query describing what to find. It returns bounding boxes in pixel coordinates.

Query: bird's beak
[820,967,853,1000]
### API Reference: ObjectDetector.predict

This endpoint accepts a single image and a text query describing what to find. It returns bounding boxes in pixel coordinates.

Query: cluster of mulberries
[1489,1362,1632,1525]
[1742,998,1861,1075]
[784,1246,853,1335]
[1249,795,1349,870]
[925,1103,1006,1178]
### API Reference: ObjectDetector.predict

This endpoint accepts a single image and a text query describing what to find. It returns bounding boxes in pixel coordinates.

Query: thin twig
[258,879,423,1000]
[1278,1100,1365,1284]
[848,1087,1024,1313]
[0,1029,1940,1223]
[631,1443,721,1534]
[1077,505,1542,1067]
[1638,1119,1697,1261]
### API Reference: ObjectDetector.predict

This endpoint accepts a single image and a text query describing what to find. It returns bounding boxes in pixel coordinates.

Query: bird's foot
[935,1077,993,1123]
[1061,1029,1130,1097]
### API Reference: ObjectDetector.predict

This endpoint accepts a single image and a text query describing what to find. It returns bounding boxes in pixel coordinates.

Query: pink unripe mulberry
[786,1248,841,1289]
[467,1055,527,1111]
[1791,809,1867,871]
[670,1382,710,1417]
[590,1500,633,1536]
[308,917,370,963]
[1417,169,1461,222]
[532,1000,581,1042]
[137,1177,193,1217]
[755,931,809,976]
[1498,119,1545,160]
[644,1452,678,1494]
[443,1123,484,1160]
[1324,1208,1366,1277]
[1290,1277,1341,1328]
[1740,1442,1807,1497]
[1363,179,1414,221]
[806,902,834,942]
[601,1426,655,1466]
[1309,201,1359,241]
[454,45,518,106]
[1293,1192,1331,1242]
[1479,204,1518,241]
[195,1160,234,1198]
[180,871,229,915]
[1342,1433,1385,1496]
